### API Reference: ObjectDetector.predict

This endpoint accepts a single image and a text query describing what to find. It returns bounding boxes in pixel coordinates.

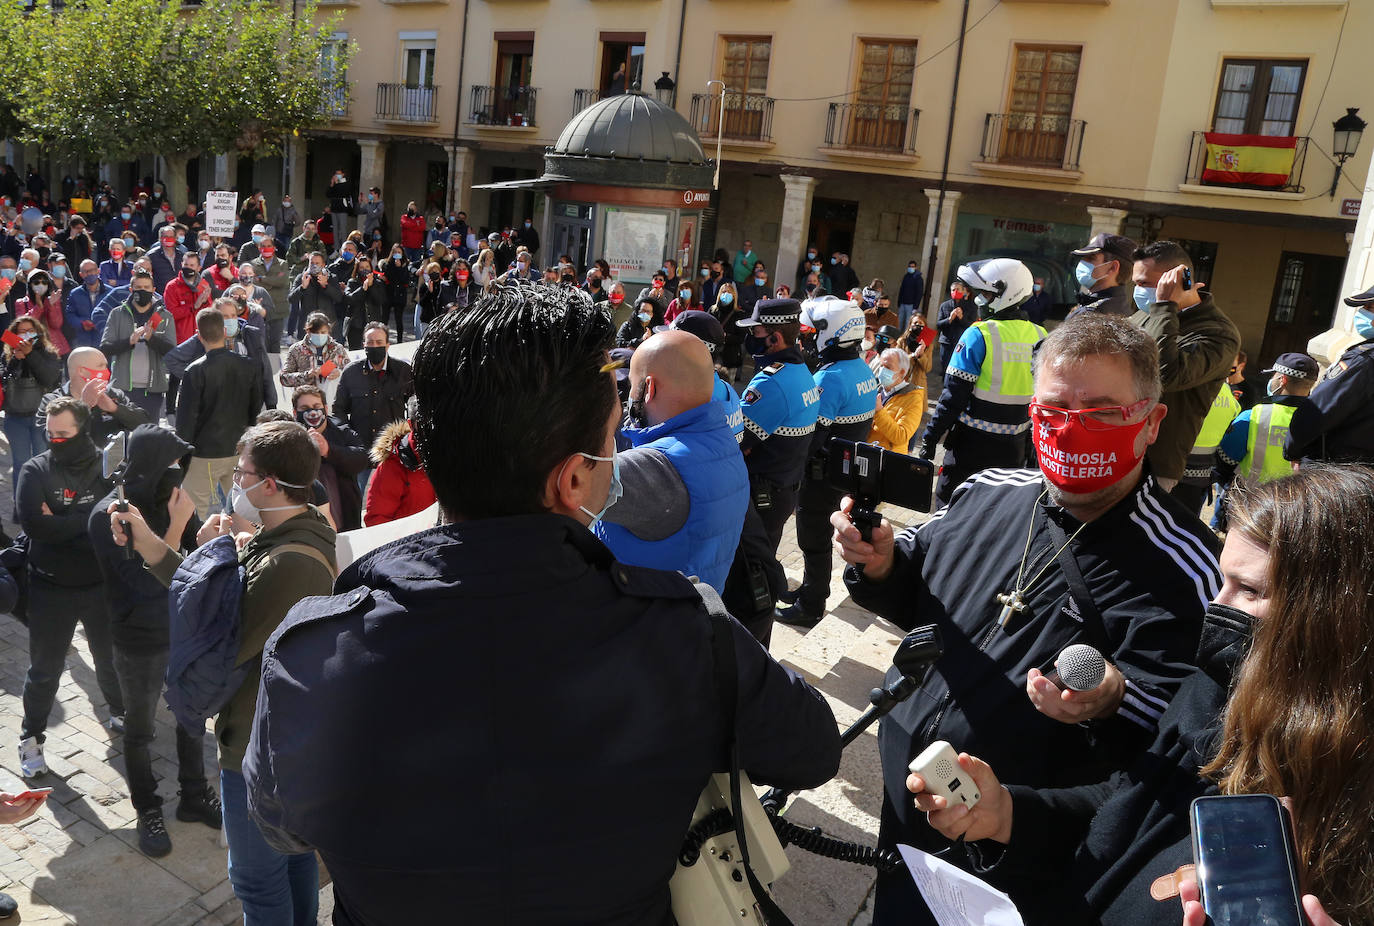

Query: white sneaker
[18,737,47,778]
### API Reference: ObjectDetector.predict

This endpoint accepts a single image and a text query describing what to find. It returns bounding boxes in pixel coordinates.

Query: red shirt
[162,276,210,342]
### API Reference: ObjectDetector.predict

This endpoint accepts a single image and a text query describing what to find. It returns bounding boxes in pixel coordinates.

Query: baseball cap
[251,223,267,235]
[606,347,634,383]
[1261,353,1318,380]
[1343,283,1374,307]
[1071,233,1137,264]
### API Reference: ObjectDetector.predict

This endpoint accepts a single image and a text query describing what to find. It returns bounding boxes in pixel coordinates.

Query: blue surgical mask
[1032,283,1042,293]
[877,367,898,388]
[906,267,916,275]
[637,311,652,324]
[309,332,329,347]
[51,265,66,279]
[224,317,240,338]
[17,258,30,272]
[1356,309,1374,340]
[1265,376,1281,397]
[0,269,14,281]
[700,268,709,277]
[1074,260,1100,289]
[341,251,355,262]
[1133,285,1157,313]
[830,257,838,265]
[718,292,733,305]
[576,451,621,526]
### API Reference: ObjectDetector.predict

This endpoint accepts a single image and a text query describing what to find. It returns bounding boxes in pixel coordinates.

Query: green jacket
[286,233,324,276]
[151,507,337,772]
[1131,293,1240,482]
[99,298,176,394]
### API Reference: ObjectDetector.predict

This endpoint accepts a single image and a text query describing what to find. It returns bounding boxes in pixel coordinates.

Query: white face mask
[231,475,307,524]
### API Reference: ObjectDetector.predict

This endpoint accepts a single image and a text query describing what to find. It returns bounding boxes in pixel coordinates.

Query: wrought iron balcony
[689,92,775,143]
[823,103,918,155]
[320,82,349,120]
[572,89,601,114]
[978,113,1085,171]
[1183,131,1309,193]
[468,85,539,127]
[376,83,439,124]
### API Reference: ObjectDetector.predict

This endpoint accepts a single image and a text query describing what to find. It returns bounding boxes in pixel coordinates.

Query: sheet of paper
[204,191,237,236]
[335,503,441,572]
[898,844,1025,926]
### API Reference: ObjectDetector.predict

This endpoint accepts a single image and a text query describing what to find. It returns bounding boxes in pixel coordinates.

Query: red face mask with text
[1030,404,1150,495]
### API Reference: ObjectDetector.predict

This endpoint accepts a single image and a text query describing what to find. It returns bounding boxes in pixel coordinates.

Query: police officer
[735,297,821,553]
[1220,352,1317,485]
[1286,284,1374,465]
[668,309,744,441]
[777,296,876,628]
[917,258,1045,506]
[1173,380,1240,514]
[1067,232,1137,316]
[241,284,842,925]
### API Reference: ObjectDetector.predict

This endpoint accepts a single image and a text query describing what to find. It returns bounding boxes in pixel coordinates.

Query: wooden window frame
[855,38,917,110]
[718,35,772,95]
[1005,44,1081,120]
[1210,57,1308,137]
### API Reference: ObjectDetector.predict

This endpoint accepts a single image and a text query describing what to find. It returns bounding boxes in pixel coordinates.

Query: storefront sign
[1342,198,1361,218]
[681,190,712,207]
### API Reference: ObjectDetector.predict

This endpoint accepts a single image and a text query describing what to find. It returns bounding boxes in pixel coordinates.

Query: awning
[471,177,558,191]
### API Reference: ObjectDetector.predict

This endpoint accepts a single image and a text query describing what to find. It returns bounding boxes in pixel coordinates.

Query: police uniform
[918,307,1045,505]
[1285,291,1374,465]
[736,298,821,553]
[713,373,745,441]
[1173,381,1240,514]
[1220,395,1308,484]
[784,350,878,623]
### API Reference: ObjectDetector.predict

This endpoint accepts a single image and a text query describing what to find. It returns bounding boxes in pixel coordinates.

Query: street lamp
[706,80,726,191]
[653,71,676,108]
[1329,107,1367,198]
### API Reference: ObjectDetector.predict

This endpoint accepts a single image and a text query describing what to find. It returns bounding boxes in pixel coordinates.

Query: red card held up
[317,360,336,379]
[148,312,162,328]
[1,330,21,349]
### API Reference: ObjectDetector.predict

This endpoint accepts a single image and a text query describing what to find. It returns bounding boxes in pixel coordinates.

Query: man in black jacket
[291,384,368,530]
[245,284,842,925]
[39,347,149,445]
[88,425,220,858]
[17,397,124,779]
[333,322,413,454]
[833,312,1219,925]
[287,252,345,336]
[176,305,264,517]
[162,296,275,414]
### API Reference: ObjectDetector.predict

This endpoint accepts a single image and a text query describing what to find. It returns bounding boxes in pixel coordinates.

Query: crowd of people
[0,171,1372,926]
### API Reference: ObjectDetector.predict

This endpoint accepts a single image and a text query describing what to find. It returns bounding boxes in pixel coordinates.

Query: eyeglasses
[232,465,264,485]
[1029,398,1155,432]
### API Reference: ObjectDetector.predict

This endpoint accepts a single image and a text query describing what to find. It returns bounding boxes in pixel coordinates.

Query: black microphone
[1046,643,1106,692]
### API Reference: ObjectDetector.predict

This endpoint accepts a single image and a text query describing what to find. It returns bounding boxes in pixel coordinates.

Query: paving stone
[154,901,213,926]
[21,834,198,926]
[0,878,71,922]
[196,879,235,913]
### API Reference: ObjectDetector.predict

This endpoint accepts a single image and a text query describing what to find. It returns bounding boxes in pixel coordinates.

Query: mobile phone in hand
[1190,794,1304,926]
[7,788,52,802]
[1182,267,1193,291]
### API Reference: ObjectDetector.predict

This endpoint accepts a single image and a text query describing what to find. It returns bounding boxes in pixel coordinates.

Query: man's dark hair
[412,282,616,520]
[45,395,89,430]
[363,321,389,341]
[1132,240,1193,274]
[131,268,153,283]
[762,321,801,346]
[256,408,294,424]
[242,421,319,504]
[292,384,326,410]
[196,306,225,341]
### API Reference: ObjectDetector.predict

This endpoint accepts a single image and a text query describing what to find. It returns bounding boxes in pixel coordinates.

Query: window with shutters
[846,39,916,150]
[1212,59,1307,137]
[1003,45,1081,165]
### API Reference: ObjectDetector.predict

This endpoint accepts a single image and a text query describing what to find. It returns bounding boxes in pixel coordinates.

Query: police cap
[1343,283,1374,307]
[666,309,724,353]
[735,297,802,328]
[1261,352,1319,381]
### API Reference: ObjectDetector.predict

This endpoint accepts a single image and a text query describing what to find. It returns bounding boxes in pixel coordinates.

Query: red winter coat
[363,420,435,526]
[399,213,427,250]
[162,276,211,343]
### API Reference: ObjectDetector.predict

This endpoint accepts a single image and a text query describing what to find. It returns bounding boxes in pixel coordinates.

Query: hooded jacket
[88,425,199,653]
[362,420,434,526]
[17,435,110,587]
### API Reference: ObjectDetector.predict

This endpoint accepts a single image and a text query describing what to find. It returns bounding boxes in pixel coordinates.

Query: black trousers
[113,645,207,812]
[1171,481,1210,516]
[934,426,1028,507]
[380,300,406,341]
[752,478,799,558]
[793,477,845,615]
[22,577,124,741]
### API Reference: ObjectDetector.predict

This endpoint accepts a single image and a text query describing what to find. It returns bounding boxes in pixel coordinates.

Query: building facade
[7,0,1368,364]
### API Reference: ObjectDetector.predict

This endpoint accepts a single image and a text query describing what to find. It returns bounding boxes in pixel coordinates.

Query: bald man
[38,346,149,445]
[594,331,750,593]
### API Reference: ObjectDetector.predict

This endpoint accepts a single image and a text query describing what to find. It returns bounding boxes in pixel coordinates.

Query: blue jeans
[221,769,318,926]
[898,303,916,333]
[413,306,426,340]
[4,413,42,492]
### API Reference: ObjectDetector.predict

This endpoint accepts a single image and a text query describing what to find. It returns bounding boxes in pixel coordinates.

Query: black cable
[1302,2,1350,140]
[769,814,906,874]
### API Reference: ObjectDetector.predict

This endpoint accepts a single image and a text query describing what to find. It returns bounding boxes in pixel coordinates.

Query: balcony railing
[320,82,350,120]
[823,103,919,155]
[573,89,601,114]
[469,85,539,127]
[689,92,775,143]
[979,112,1085,171]
[1184,131,1309,194]
[376,83,439,123]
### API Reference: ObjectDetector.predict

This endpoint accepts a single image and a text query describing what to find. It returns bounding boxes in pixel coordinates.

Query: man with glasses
[832,312,1219,925]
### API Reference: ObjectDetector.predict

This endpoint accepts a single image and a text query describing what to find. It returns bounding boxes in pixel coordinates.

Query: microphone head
[1057,644,1106,692]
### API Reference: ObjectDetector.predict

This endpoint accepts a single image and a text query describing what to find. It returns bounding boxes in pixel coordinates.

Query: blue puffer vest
[597,400,749,593]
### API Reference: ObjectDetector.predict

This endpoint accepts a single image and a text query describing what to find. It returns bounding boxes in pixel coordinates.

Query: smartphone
[7,788,52,802]
[1182,267,1193,291]
[908,741,980,810]
[1190,794,1305,926]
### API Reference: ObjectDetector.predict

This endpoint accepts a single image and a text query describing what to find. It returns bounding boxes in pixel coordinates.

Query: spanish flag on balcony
[1201,133,1297,187]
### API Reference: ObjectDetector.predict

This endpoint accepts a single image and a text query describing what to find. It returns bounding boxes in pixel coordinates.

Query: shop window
[1212,59,1307,137]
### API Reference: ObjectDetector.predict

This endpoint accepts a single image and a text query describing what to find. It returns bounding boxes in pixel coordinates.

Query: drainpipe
[672,0,687,110]
[449,0,472,213]
[920,0,971,317]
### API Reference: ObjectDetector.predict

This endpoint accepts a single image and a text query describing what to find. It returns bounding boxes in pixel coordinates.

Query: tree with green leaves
[0,0,352,210]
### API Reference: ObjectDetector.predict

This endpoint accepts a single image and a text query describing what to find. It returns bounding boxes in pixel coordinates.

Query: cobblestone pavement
[0,360,940,924]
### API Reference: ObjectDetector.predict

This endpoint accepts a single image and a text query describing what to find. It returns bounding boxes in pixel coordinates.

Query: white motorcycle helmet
[956,258,1033,313]
[800,295,867,352]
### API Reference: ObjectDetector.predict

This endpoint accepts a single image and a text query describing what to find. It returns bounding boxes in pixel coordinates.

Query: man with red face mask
[38,346,149,445]
[831,311,1219,926]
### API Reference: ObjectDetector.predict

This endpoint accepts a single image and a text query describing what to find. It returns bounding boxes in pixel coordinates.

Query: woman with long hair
[665,278,701,323]
[2,315,61,489]
[710,281,745,382]
[342,253,386,349]
[907,466,1374,926]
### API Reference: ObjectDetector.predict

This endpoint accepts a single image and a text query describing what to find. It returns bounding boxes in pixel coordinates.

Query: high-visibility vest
[1191,383,1241,456]
[1240,402,1299,483]
[970,318,1045,405]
